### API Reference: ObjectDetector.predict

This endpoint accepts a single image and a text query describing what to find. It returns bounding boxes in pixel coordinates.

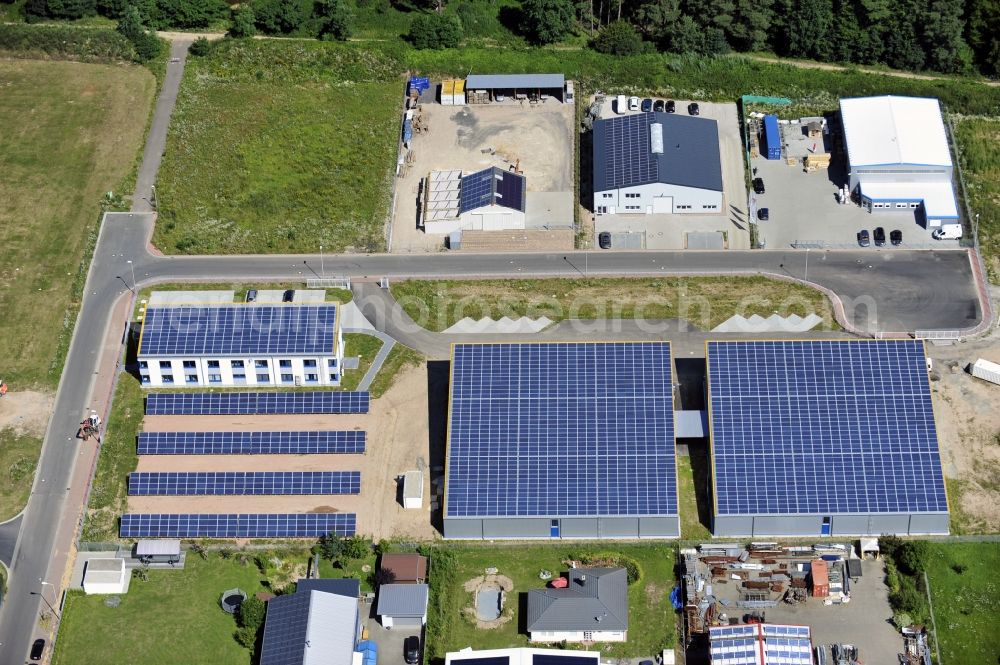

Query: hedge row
[0,24,138,63]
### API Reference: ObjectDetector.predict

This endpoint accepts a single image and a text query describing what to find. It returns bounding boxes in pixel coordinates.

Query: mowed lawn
[926,542,1000,665]
[0,60,155,388]
[154,41,402,255]
[428,544,676,660]
[53,551,303,665]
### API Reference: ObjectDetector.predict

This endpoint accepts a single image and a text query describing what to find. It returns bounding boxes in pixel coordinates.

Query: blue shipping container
[763,115,781,160]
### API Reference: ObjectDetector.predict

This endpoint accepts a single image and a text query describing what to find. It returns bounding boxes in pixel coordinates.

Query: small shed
[380,554,428,584]
[377,583,429,628]
[465,74,566,103]
[403,471,423,509]
[136,539,181,564]
[83,558,128,595]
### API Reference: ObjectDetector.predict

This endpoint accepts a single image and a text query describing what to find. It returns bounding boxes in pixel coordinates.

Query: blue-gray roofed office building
[137,301,344,388]
[593,113,724,215]
[465,74,567,102]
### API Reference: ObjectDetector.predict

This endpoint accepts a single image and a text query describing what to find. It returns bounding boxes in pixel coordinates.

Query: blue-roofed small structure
[592,112,723,216]
[260,589,360,665]
[137,300,344,388]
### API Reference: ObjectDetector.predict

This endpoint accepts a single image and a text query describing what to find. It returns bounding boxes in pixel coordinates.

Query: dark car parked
[666,99,676,113]
[757,207,769,221]
[245,289,258,303]
[890,229,903,246]
[598,231,612,249]
[752,177,765,194]
[282,289,294,302]
[404,636,421,665]
[857,229,870,247]
[873,226,886,247]
[31,639,45,661]
[641,98,653,112]
[688,102,700,115]
[653,99,665,112]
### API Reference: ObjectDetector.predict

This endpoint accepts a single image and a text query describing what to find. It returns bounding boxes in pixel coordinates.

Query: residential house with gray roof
[526,568,628,643]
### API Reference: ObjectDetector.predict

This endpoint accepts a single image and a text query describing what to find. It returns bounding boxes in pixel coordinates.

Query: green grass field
[676,452,712,541]
[426,544,676,659]
[154,40,401,255]
[954,119,1000,282]
[0,429,42,522]
[391,276,838,332]
[925,542,1000,665]
[0,60,155,389]
[52,549,311,665]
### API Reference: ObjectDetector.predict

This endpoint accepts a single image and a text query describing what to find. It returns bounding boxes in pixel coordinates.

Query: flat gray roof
[377,584,429,617]
[466,74,565,90]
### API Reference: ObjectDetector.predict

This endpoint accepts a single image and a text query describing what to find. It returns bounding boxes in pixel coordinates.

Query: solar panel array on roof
[145,391,369,415]
[139,305,338,356]
[446,342,676,518]
[533,655,598,665]
[453,658,509,665]
[709,624,812,665]
[460,168,496,213]
[119,513,356,538]
[602,114,658,189]
[137,430,366,455]
[459,167,526,214]
[708,340,947,515]
[127,471,360,496]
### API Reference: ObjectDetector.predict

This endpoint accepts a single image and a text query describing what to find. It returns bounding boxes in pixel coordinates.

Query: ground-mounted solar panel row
[137,430,366,455]
[127,471,361,496]
[145,391,369,415]
[119,513,356,538]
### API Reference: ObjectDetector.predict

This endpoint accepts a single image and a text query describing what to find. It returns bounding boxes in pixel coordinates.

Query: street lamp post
[127,260,136,293]
[35,580,60,619]
[320,245,325,278]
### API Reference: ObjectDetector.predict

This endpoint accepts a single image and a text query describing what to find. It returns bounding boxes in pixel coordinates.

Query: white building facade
[137,303,343,388]
[840,96,960,228]
[593,113,724,215]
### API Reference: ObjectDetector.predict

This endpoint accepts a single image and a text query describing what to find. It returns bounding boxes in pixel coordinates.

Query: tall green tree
[775,0,833,60]
[919,0,971,73]
[727,0,771,52]
[520,0,575,44]
[156,0,227,27]
[253,0,313,33]
[117,3,162,60]
[228,3,257,36]
[592,19,645,54]
[630,0,679,45]
[25,0,96,20]
[317,0,353,39]
[407,12,461,47]
[966,0,1000,76]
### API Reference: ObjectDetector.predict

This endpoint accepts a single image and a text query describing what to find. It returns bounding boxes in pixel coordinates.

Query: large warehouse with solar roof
[443,342,680,539]
[706,339,949,537]
[593,113,723,216]
[137,302,344,387]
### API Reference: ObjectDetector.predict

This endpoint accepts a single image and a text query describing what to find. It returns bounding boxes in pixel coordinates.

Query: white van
[616,94,627,115]
[932,224,962,240]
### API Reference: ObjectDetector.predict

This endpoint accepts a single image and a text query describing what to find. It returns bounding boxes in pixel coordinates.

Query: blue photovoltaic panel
[128,471,360,496]
[119,513,356,538]
[137,431,366,455]
[762,625,810,638]
[445,342,676,519]
[145,391,369,415]
[711,625,758,639]
[494,169,525,212]
[707,340,948,516]
[459,168,495,213]
[603,113,658,189]
[139,304,338,356]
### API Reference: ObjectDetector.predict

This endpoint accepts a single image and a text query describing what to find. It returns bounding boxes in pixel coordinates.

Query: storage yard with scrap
[681,541,928,665]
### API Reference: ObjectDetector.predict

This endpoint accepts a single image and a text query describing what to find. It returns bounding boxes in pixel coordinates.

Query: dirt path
[0,391,54,437]
[743,54,1000,88]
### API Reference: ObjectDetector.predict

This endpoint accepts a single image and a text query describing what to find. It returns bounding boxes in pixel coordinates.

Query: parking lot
[753,120,944,249]
[590,97,750,250]
[391,101,575,253]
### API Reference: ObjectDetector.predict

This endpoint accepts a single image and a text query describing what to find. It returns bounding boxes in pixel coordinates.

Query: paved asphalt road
[0,209,983,662]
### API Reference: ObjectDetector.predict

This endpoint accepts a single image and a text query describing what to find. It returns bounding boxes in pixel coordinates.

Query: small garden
[424,543,676,660]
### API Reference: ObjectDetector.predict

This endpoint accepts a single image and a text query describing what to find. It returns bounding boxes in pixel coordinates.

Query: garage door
[390,616,423,629]
[652,197,673,213]
[482,213,512,230]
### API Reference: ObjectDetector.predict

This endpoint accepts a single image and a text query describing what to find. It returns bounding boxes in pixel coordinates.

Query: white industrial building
[422,166,526,234]
[840,96,960,228]
[593,113,724,215]
[137,302,343,388]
